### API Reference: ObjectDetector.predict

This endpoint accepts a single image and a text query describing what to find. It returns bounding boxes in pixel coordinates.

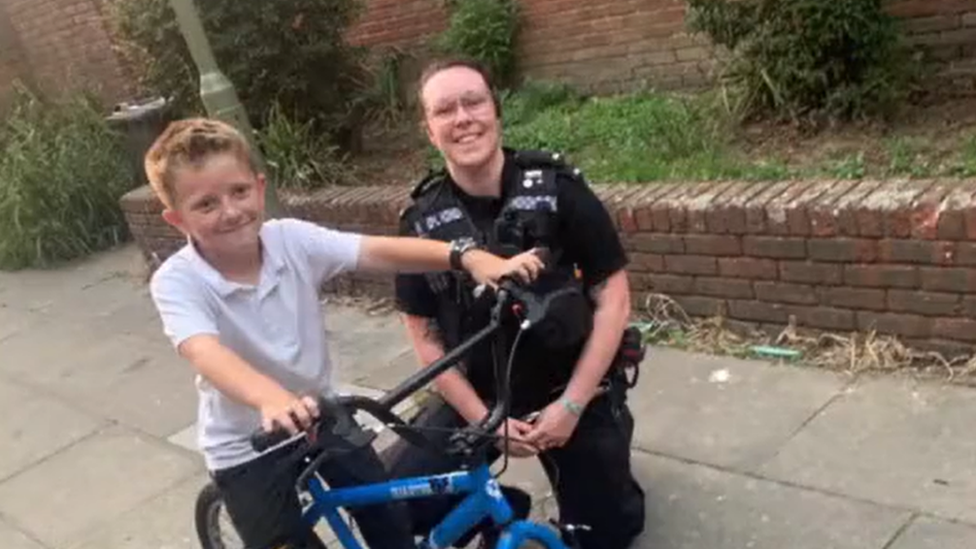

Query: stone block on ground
[756,375,976,524]
[629,347,848,469]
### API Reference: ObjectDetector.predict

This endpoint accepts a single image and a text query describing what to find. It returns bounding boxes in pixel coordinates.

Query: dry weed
[637,293,976,384]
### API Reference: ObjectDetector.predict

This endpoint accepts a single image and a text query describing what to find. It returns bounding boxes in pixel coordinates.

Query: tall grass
[0,88,135,270]
[502,83,788,183]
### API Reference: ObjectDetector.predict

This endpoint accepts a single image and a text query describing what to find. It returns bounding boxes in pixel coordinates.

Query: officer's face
[420,66,501,170]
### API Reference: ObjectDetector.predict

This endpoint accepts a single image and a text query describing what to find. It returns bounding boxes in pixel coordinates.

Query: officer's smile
[455,132,483,145]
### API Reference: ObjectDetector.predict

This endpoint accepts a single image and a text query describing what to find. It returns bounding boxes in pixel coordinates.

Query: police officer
[388,58,646,549]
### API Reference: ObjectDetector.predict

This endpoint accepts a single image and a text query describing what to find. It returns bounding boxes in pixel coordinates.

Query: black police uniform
[389,148,646,549]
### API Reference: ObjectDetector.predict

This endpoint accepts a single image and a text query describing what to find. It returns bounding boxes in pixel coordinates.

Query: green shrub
[434,0,521,88]
[257,102,351,191]
[686,0,918,123]
[0,88,135,270]
[106,0,366,147]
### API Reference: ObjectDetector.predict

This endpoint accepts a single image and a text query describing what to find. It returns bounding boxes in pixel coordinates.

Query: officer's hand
[462,248,543,287]
[525,401,580,451]
[495,418,539,458]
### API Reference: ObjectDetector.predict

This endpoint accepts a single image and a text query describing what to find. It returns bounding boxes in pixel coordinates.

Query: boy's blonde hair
[144,118,257,209]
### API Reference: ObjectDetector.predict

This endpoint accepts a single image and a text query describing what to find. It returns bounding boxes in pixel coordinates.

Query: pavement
[2,243,976,549]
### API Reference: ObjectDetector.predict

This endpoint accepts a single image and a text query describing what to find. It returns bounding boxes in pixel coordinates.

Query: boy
[145,118,543,549]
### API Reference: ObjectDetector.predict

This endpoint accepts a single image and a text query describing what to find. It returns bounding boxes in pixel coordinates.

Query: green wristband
[560,396,584,417]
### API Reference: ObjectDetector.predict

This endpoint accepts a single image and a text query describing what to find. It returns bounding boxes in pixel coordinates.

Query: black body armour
[402,150,595,397]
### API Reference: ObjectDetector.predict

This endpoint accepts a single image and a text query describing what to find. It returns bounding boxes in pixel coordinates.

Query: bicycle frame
[300,462,568,549]
[249,279,572,549]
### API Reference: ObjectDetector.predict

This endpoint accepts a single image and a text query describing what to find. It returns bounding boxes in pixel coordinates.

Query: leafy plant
[500,80,583,126]
[0,86,136,270]
[948,135,976,178]
[353,49,412,131]
[828,151,867,180]
[434,0,521,88]
[686,0,919,123]
[105,0,367,149]
[256,102,351,191]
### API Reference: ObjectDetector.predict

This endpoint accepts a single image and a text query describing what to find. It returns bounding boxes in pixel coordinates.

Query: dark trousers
[212,428,416,549]
[386,393,646,549]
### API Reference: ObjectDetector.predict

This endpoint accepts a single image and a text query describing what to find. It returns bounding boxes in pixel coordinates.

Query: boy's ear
[161,208,184,232]
[255,172,268,209]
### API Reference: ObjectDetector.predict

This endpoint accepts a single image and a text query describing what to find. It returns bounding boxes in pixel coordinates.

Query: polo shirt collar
[184,225,286,298]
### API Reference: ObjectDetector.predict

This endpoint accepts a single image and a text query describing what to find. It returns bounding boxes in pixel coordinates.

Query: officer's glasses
[427,92,494,122]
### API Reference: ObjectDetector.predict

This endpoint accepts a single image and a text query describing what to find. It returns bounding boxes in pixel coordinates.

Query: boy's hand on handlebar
[259,392,320,436]
[495,418,539,458]
[462,248,544,288]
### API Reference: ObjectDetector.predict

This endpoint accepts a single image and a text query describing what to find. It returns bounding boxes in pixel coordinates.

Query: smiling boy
[144,118,542,549]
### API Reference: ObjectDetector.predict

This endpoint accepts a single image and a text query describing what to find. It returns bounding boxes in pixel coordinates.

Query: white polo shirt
[149,218,362,471]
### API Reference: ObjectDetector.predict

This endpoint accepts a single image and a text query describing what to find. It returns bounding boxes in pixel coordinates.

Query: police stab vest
[403,149,594,351]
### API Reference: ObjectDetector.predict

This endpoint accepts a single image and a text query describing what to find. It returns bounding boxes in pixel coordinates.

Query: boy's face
[421,66,502,171]
[162,153,266,256]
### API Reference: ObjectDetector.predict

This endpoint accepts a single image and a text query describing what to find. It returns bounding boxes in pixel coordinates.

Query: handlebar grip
[249,395,337,453]
[251,426,293,453]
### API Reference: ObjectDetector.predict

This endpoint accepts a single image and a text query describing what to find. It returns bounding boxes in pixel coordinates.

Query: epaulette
[409,169,447,200]
[513,149,585,181]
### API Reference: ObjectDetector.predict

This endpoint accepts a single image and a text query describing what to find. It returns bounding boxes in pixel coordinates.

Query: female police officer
[388,58,646,549]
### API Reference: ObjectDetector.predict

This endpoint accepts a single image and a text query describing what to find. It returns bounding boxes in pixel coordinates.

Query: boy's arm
[150,265,316,436]
[177,335,319,435]
[358,235,542,286]
[288,218,542,289]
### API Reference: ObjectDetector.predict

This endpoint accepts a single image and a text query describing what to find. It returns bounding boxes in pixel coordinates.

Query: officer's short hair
[417,57,502,119]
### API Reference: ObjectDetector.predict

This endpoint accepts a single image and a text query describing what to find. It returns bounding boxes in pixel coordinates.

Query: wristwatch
[449,238,479,271]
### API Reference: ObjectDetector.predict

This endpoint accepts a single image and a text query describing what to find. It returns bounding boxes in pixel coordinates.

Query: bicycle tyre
[194,481,243,549]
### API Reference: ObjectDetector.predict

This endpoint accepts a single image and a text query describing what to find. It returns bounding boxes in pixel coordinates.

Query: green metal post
[168,0,283,217]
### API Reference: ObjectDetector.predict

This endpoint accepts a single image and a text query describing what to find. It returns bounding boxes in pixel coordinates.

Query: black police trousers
[385,392,646,549]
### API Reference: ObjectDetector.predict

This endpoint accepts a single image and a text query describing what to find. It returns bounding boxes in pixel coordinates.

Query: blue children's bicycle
[194,275,623,549]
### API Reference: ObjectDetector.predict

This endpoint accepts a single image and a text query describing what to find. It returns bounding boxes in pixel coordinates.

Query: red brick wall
[348,0,976,94]
[0,0,130,104]
[347,0,449,49]
[121,177,976,355]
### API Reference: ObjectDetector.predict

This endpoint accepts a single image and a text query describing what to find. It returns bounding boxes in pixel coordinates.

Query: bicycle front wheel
[194,481,244,549]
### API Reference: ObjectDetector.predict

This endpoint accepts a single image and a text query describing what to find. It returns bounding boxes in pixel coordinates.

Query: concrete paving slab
[636,452,911,549]
[61,348,198,439]
[353,348,423,392]
[0,246,147,316]
[2,326,197,438]
[0,306,42,344]
[629,347,848,469]
[0,518,45,549]
[887,516,976,549]
[0,324,153,384]
[0,425,202,548]
[0,380,106,482]
[69,473,208,549]
[756,375,976,524]
[325,308,413,387]
[166,425,198,455]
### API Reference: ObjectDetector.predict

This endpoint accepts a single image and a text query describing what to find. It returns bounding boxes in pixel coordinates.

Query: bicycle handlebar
[250,257,556,457]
